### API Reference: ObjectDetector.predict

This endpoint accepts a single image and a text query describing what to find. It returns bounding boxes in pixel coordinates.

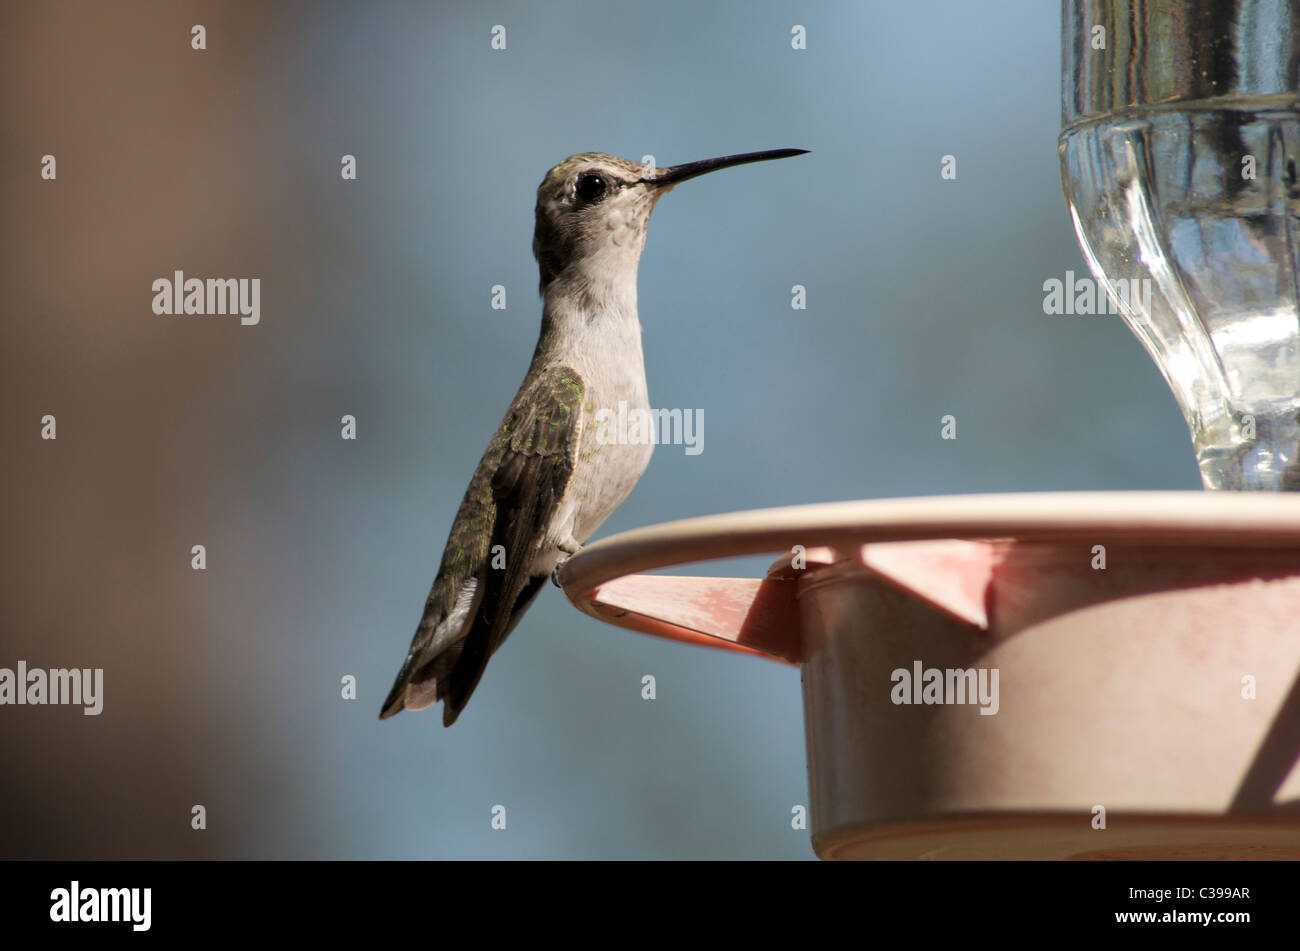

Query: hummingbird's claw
[552,540,583,588]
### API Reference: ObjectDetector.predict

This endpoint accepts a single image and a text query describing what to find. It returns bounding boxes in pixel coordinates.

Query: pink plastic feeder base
[559,493,1300,860]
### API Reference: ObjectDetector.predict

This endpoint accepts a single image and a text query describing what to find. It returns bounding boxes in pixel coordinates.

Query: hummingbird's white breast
[537,274,654,550]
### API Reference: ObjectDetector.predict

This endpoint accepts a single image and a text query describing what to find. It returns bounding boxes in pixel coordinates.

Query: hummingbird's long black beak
[647,148,809,187]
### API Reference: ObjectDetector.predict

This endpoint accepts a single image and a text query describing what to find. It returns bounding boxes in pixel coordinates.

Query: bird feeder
[562,0,1300,858]
[559,495,1300,859]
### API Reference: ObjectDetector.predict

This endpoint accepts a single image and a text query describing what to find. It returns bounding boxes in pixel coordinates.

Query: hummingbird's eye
[575,172,608,203]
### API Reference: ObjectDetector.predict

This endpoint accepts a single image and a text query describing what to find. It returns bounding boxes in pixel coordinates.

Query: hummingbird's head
[533,149,808,294]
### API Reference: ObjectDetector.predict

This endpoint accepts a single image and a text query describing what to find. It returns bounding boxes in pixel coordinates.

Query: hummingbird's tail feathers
[378,654,421,719]
[438,571,549,726]
[378,646,463,721]
[386,656,442,713]
[378,568,550,724]
[379,573,483,720]
[402,675,441,711]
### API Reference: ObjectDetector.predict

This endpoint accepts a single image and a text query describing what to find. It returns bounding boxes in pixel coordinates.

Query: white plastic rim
[560,491,1300,609]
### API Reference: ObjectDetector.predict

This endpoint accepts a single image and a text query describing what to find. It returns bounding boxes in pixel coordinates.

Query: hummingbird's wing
[380,365,585,726]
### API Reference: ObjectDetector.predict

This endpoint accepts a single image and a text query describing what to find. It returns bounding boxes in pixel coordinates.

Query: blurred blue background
[0,0,1196,859]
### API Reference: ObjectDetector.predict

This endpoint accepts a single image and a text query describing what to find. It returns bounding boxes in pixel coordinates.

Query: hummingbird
[380,147,808,726]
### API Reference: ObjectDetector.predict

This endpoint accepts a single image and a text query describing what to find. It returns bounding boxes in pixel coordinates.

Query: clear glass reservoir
[1061,0,1300,489]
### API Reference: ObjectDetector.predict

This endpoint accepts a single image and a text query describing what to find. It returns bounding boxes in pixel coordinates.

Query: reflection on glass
[1061,0,1300,489]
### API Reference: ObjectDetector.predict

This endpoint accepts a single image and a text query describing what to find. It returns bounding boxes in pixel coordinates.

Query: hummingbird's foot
[551,540,583,588]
